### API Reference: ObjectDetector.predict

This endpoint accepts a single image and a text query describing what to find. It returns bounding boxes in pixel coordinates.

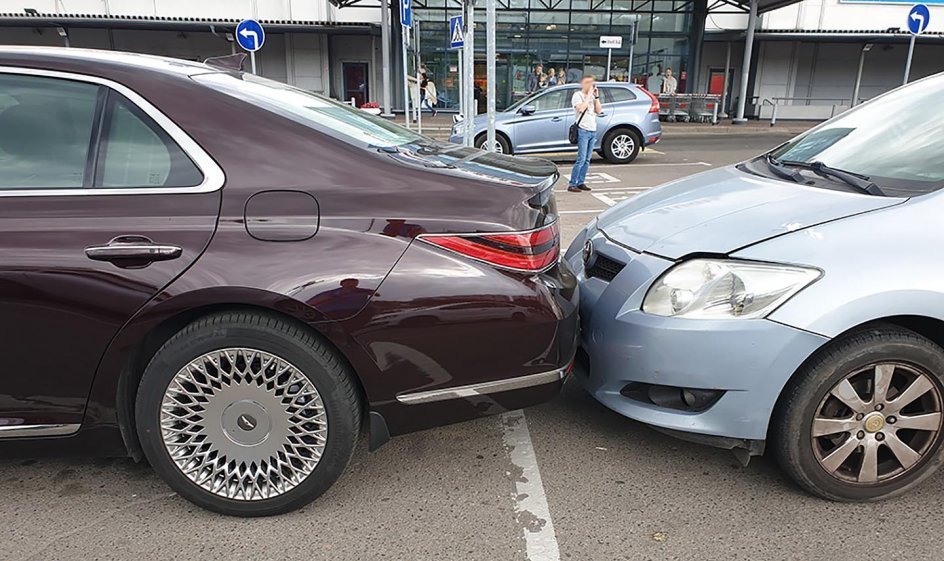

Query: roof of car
[0,46,215,76]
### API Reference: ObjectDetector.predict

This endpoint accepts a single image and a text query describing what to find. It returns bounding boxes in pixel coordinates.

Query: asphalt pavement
[6,132,941,561]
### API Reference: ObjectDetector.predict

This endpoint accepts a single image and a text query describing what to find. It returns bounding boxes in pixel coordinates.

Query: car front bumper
[566,227,829,442]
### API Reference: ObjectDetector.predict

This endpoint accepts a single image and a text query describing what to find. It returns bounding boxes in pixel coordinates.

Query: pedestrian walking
[526,64,542,93]
[567,74,602,193]
[420,72,438,117]
[661,67,678,95]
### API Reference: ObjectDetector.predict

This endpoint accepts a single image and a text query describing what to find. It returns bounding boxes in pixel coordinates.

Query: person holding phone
[567,75,603,193]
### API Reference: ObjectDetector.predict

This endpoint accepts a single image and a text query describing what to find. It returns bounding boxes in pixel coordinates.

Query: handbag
[569,107,588,145]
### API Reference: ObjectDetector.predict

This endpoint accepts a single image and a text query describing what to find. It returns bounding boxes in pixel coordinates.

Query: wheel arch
[767,314,944,443]
[474,129,513,153]
[604,123,644,145]
[111,293,371,460]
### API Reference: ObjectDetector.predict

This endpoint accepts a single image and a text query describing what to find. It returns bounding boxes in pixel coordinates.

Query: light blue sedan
[567,72,944,501]
[449,83,662,164]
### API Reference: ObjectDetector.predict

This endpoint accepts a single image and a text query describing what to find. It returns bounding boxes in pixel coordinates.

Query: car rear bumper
[345,241,580,440]
[566,226,828,442]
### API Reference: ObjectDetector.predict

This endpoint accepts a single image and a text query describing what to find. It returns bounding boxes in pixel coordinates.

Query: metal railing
[657,94,722,124]
[760,97,851,126]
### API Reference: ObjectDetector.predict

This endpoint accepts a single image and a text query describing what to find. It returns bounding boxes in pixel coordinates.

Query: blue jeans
[569,128,595,187]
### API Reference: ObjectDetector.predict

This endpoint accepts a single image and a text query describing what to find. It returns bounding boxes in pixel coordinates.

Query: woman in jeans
[567,75,602,193]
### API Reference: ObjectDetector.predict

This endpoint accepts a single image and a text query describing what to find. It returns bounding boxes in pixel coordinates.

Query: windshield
[193,72,423,148]
[768,73,944,193]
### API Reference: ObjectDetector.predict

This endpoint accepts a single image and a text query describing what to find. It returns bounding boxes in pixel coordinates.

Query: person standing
[558,68,567,85]
[547,67,558,87]
[662,67,678,95]
[526,64,543,93]
[567,75,602,193]
[419,72,438,117]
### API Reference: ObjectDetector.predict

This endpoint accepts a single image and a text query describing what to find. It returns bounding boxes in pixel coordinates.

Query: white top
[572,90,599,132]
[662,75,678,95]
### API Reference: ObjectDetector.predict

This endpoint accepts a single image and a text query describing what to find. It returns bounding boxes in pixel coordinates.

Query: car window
[0,74,99,189]
[193,72,422,149]
[769,73,944,192]
[98,94,203,188]
[601,87,637,103]
[532,89,570,112]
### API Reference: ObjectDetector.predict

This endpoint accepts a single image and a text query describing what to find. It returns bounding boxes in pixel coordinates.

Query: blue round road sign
[908,4,930,35]
[235,19,265,52]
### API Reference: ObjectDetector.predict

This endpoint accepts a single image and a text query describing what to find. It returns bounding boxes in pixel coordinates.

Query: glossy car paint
[448,83,663,155]
[0,47,578,458]
[565,141,938,443]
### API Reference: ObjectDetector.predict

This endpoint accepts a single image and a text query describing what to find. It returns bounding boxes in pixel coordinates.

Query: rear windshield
[193,72,422,148]
[768,73,944,194]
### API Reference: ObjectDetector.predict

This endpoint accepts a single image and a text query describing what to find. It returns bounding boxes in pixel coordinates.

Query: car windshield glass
[193,72,422,148]
[768,73,944,193]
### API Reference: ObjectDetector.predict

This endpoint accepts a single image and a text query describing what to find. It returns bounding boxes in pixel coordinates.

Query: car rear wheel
[773,325,944,501]
[475,133,511,154]
[135,311,360,516]
[602,128,641,164]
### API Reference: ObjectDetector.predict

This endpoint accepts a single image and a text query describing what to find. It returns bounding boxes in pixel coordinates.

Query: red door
[342,63,369,108]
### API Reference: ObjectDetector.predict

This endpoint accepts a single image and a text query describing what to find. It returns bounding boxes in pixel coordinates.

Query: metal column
[733,0,757,125]
[852,43,872,107]
[402,26,411,128]
[486,0,496,151]
[381,0,393,117]
[463,0,476,148]
[720,41,731,117]
[904,34,916,85]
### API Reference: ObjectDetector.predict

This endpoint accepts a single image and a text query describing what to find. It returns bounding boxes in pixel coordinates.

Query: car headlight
[642,259,821,319]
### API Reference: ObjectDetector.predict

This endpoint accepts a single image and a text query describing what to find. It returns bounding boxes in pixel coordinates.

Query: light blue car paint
[566,72,944,448]
[448,83,662,162]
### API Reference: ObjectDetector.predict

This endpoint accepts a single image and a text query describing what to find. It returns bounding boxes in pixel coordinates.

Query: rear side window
[0,74,99,189]
[601,87,637,103]
[531,89,571,112]
[97,94,203,188]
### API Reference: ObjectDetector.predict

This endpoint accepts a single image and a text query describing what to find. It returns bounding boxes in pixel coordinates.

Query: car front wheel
[773,325,944,501]
[602,128,642,164]
[135,311,361,516]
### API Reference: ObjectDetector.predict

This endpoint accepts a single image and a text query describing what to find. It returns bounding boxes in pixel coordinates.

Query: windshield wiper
[780,160,885,196]
[764,154,809,184]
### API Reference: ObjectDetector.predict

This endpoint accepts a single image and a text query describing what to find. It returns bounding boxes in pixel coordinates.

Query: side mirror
[518,104,536,116]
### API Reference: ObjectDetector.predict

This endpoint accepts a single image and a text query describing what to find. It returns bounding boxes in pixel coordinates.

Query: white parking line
[559,209,607,214]
[586,161,712,170]
[591,193,619,207]
[501,410,560,561]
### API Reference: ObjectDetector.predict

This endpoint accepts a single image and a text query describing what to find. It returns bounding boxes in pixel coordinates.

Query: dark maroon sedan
[0,47,577,516]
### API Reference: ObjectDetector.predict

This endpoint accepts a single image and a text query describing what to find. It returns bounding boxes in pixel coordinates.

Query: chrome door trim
[0,66,225,197]
[0,423,81,438]
[395,367,565,405]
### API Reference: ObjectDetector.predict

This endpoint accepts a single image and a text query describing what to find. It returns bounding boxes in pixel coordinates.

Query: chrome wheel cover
[610,134,635,160]
[160,348,328,501]
[811,362,942,485]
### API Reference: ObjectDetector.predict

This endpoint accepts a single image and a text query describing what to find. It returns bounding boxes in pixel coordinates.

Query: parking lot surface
[5,133,939,561]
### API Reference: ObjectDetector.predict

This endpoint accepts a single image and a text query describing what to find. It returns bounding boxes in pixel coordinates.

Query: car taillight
[420,221,560,273]
[641,88,660,113]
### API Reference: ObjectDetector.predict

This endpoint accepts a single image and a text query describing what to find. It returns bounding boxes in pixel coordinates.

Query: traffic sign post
[235,19,265,74]
[449,15,465,136]
[904,3,930,84]
[599,36,622,81]
[401,0,412,128]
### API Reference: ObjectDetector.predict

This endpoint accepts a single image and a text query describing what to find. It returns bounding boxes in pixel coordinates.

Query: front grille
[586,254,625,282]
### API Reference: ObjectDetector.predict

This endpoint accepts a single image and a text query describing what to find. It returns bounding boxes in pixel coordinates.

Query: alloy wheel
[811,362,943,485]
[160,348,328,501]
[610,134,635,160]
[478,140,504,153]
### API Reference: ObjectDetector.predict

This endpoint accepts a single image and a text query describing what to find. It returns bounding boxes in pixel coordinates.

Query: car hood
[597,165,905,259]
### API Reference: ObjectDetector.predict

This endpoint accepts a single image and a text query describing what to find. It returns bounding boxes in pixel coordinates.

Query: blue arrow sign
[400,0,412,28]
[235,19,265,52]
[449,15,464,49]
[908,3,931,34]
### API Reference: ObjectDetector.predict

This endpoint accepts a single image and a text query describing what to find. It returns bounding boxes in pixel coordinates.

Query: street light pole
[733,0,757,125]
[486,0,496,151]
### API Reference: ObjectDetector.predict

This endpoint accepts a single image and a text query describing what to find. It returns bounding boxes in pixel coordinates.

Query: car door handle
[85,236,182,263]
[551,117,563,122]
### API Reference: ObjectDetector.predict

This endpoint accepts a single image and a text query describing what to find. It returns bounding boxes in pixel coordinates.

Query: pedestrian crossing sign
[449,15,464,49]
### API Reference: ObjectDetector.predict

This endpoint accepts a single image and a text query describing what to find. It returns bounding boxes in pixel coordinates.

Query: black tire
[772,325,944,502]
[602,128,642,164]
[135,311,361,516]
[475,133,511,155]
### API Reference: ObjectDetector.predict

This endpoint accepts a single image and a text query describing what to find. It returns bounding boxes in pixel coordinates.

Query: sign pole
[380,0,393,117]
[628,21,635,82]
[486,0,496,151]
[606,48,612,81]
[416,19,422,134]
[903,33,916,85]
[463,0,475,148]
[250,51,256,75]
[458,52,464,122]
[402,26,410,128]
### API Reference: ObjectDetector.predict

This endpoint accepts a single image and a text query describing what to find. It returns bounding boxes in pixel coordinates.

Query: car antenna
[203,53,247,71]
